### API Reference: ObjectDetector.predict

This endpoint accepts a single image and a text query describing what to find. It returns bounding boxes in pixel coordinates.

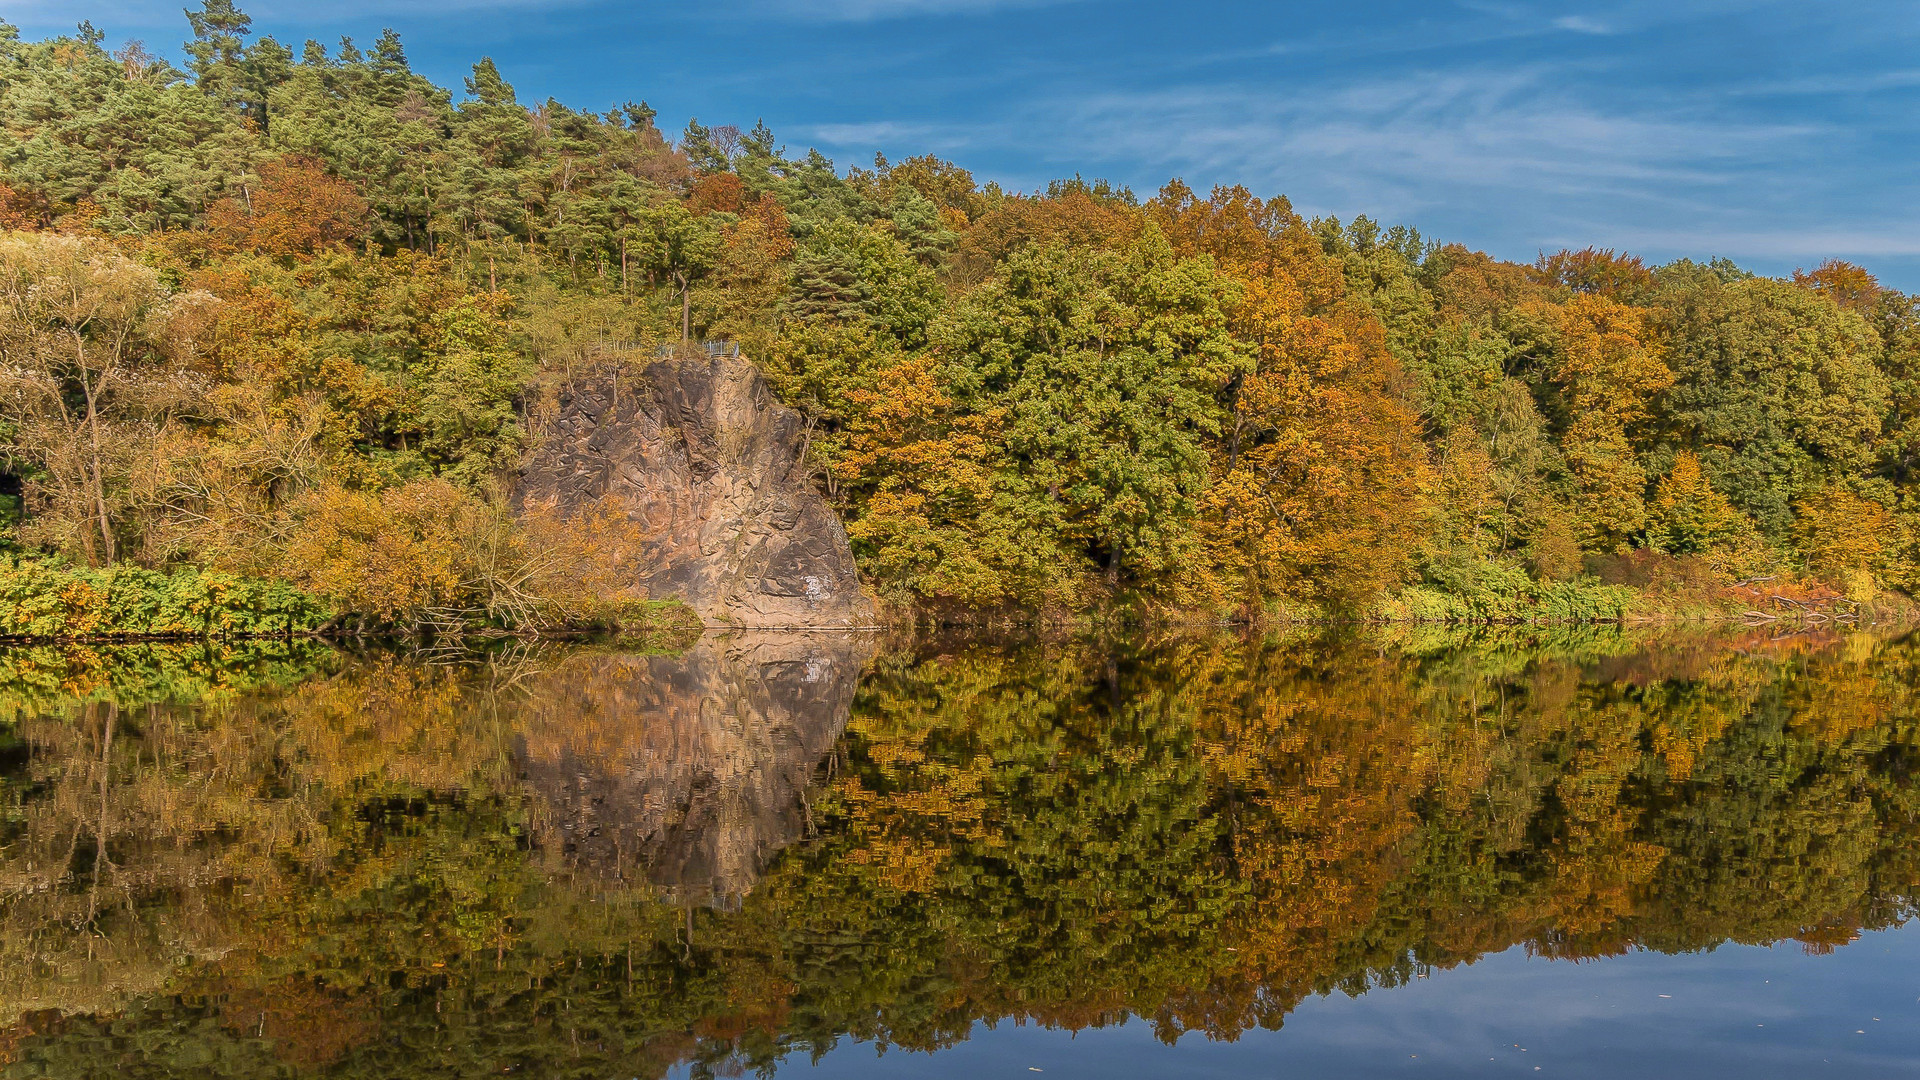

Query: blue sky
[6,0,1920,288]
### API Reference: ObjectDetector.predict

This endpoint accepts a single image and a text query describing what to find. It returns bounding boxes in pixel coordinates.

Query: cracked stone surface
[518,355,876,628]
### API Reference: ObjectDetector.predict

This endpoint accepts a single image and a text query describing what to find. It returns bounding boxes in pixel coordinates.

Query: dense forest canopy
[0,3,1915,625]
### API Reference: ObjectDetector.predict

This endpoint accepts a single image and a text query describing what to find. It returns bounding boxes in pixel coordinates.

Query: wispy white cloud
[1247,4,1651,68]
[805,119,975,146]
[1441,0,1822,46]
[1551,14,1613,34]
[1730,69,1920,96]
[1033,69,1814,217]
[761,0,1068,21]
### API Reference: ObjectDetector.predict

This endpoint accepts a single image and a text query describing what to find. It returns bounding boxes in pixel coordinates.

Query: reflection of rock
[518,356,877,628]
[513,633,876,905]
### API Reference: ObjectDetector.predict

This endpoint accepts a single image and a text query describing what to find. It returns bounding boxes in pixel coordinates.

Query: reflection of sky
[717,926,1920,1079]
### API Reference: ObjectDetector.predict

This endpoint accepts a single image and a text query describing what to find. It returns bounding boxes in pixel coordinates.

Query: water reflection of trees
[0,628,1916,1076]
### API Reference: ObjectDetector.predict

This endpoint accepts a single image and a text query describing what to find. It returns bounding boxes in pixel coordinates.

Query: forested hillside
[0,3,1913,627]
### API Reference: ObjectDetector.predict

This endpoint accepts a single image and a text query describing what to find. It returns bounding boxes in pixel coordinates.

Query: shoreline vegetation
[0,553,705,643]
[0,550,1884,644]
[0,7,1915,639]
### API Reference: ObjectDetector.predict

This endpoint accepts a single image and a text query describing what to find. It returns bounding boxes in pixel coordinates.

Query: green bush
[0,557,333,639]
[1380,560,1635,623]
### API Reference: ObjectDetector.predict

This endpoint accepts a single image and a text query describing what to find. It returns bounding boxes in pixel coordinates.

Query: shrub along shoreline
[0,556,702,642]
[0,556,327,639]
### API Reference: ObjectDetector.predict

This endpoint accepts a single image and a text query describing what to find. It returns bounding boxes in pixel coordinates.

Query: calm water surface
[0,627,1917,1078]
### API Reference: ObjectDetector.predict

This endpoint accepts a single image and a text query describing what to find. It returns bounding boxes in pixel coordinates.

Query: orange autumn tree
[1793,259,1884,315]
[1203,306,1429,611]
[203,156,369,258]
[951,180,1145,285]
[1153,182,1429,613]
[1531,246,1655,301]
[696,192,795,356]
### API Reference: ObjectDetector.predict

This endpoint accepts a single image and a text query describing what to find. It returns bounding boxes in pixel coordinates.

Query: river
[0,626,1915,1077]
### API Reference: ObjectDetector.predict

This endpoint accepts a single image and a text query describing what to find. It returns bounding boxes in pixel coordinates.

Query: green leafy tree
[630,200,724,346]
[183,0,253,106]
[787,218,942,345]
[417,297,530,486]
[939,227,1244,589]
[1660,277,1889,539]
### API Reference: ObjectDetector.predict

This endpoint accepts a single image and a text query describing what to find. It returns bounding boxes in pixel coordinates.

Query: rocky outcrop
[512,632,876,904]
[519,356,875,628]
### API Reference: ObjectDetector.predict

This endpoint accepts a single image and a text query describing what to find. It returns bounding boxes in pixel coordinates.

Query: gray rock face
[519,356,876,628]
[513,632,876,904]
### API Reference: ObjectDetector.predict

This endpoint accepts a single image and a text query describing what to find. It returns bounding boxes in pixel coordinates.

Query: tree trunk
[676,269,691,348]
[1224,371,1246,473]
[71,334,114,564]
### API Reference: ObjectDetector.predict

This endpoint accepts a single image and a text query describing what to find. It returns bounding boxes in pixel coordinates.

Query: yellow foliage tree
[280,479,655,630]
[833,354,1039,607]
[1644,452,1768,577]
[1545,295,1673,551]
[1793,487,1894,600]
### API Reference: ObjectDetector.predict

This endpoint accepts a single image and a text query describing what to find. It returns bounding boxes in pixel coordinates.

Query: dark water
[0,627,1917,1078]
